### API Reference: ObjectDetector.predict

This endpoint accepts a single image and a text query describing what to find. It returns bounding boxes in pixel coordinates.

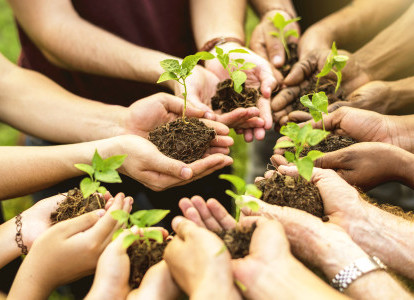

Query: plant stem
[235,206,240,222]
[181,78,188,122]
[282,36,291,61]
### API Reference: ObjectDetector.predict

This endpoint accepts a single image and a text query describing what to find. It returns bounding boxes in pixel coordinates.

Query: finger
[163,94,206,118]
[171,216,198,240]
[190,196,222,231]
[250,24,269,60]
[328,101,353,113]
[200,119,230,135]
[266,30,285,67]
[253,127,266,141]
[288,111,313,123]
[206,198,236,230]
[243,129,254,142]
[149,150,194,180]
[264,170,274,179]
[187,96,214,112]
[60,209,104,237]
[257,97,272,130]
[103,191,113,201]
[270,154,289,167]
[284,55,317,86]
[259,67,278,98]
[215,107,262,128]
[178,197,194,215]
[210,136,234,148]
[254,176,265,183]
[204,146,230,155]
[271,86,299,112]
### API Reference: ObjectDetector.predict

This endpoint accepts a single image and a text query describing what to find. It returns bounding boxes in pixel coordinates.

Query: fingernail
[273,56,283,65]
[180,167,192,179]
[205,112,214,119]
[96,209,105,217]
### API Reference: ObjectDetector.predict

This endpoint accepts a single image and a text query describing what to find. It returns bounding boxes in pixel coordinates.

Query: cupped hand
[164,217,241,299]
[112,134,233,191]
[250,9,300,68]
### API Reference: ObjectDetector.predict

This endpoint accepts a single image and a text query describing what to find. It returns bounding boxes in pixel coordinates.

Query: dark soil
[148,117,216,164]
[278,43,298,77]
[50,188,105,224]
[128,240,168,288]
[216,223,256,259]
[291,76,346,112]
[256,172,325,218]
[286,135,358,156]
[211,79,260,113]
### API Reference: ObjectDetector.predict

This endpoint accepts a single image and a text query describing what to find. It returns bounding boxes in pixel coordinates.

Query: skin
[8,193,133,300]
[272,142,414,191]
[178,199,348,299]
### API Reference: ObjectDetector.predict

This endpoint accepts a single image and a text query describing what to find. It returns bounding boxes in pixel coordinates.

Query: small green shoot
[300,92,329,131]
[111,209,170,248]
[211,46,256,93]
[157,52,214,121]
[215,244,228,257]
[269,13,301,60]
[274,123,329,181]
[316,42,349,93]
[219,174,261,222]
[235,279,247,292]
[74,150,127,198]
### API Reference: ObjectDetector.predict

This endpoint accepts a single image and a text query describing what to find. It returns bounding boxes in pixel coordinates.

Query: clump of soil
[256,172,325,218]
[291,76,345,112]
[128,240,168,288]
[50,188,105,224]
[211,79,260,113]
[149,117,216,164]
[278,43,298,77]
[286,135,358,156]
[216,223,256,259]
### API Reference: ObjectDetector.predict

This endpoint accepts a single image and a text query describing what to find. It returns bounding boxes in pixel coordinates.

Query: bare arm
[7,0,176,90]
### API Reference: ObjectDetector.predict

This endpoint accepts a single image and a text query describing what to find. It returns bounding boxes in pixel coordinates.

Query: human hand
[109,134,233,191]
[9,193,133,299]
[127,261,181,300]
[250,9,300,68]
[164,217,241,299]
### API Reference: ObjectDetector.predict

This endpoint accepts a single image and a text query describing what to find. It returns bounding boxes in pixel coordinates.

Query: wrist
[192,267,237,299]
[254,0,296,18]
[0,219,22,268]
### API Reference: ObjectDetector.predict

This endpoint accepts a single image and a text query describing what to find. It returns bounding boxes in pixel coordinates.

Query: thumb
[259,67,278,98]
[284,56,316,86]
[149,151,194,180]
[328,100,355,113]
[60,209,105,237]
[314,152,342,170]
[266,33,285,68]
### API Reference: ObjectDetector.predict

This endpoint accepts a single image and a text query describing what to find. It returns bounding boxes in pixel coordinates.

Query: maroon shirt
[17,0,196,106]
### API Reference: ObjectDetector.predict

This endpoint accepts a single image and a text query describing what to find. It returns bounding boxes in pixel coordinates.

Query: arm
[0,218,22,268]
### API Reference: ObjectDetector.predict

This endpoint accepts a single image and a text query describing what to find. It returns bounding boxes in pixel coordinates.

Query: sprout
[269,13,301,60]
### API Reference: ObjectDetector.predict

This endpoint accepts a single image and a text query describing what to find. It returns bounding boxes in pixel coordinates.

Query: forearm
[9,0,176,89]
[249,0,296,17]
[190,0,246,49]
[0,138,116,200]
[0,58,127,143]
[353,3,414,80]
[0,220,22,268]
[346,201,414,280]
[386,77,414,114]
[386,115,414,154]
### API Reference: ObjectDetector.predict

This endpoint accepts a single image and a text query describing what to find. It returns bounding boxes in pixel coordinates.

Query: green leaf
[274,140,295,149]
[333,55,348,63]
[316,61,332,78]
[280,123,300,140]
[229,49,249,54]
[296,156,314,181]
[245,201,260,212]
[122,234,139,249]
[139,209,170,227]
[157,71,178,83]
[240,62,256,70]
[284,16,302,25]
[182,54,201,73]
[284,151,295,162]
[245,184,262,199]
[335,71,342,93]
[231,70,247,94]
[299,95,315,110]
[309,110,322,122]
[307,150,325,161]
[95,169,122,183]
[272,13,286,29]
[226,189,241,201]
[111,210,129,225]
[112,228,123,241]
[195,51,215,60]
[74,163,94,177]
[312,92,328,114]
[160,59,180,72]
[234,58,245,64]
[97,186,107,195]
[307,129,330,146]
[297,124,312,144]
[215,46,224,56]
[270,31,280,38]
[144,230,163,244]
[219,174,246,194]
[103,154,127,170]
[284,29,299,39]
[80,177,100,198]
[92,149,104,171]
[331,41,338,56]
[130,210,148,226]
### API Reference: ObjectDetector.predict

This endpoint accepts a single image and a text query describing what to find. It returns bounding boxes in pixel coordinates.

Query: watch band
[331,256,387,292]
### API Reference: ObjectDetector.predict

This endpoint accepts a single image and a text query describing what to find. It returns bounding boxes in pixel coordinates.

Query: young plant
[74,150,127,198]
[316,42,349,93]
[269,13,301,60]
[213,46,256,93]
[274,123,329,181]
[111,209,170,248]
[300,92,329,131]
[219,174,261,222]
[157,52,214,121]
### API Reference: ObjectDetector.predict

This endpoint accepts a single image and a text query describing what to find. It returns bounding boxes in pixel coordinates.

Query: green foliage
[274,123,328,181]
[219,174,261,222]
[316,42,349,93]
[157,52,214,120]
[210,47,256,93]
[111,209,170,248]
[300,92,329,131]
[269,13,301,60]
[74,150,127,198]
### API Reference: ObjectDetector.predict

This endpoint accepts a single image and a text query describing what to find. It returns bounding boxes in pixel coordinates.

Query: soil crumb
[216,223,256,259]
[278,43,298,77]
[288,135,358,156]
[149,117,215,164]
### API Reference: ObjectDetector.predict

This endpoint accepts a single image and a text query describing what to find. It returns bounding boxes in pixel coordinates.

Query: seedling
[274,123,329,181]
[219,174,261,222]
[269,13,301,60]
[74,150,127,198]
[212,46,256,93]
[111,209,170,248]
[157,52,214,121]
[300,92,329,131]
[316,42,349,93]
